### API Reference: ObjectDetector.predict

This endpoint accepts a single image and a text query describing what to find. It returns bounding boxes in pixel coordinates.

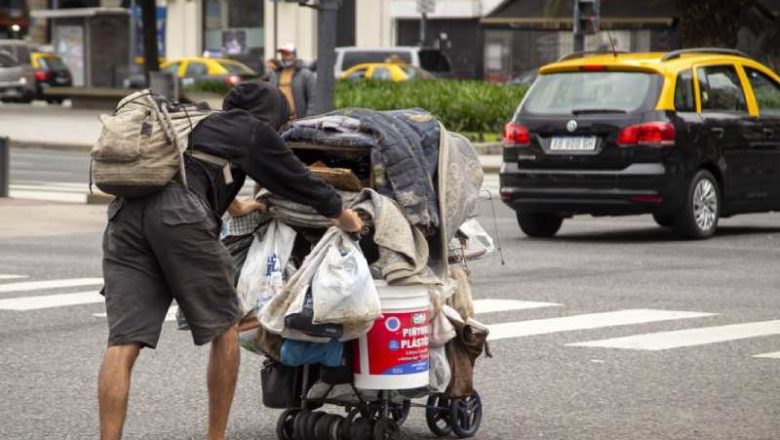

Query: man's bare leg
[207,323,240,440]
[99,343,142,440]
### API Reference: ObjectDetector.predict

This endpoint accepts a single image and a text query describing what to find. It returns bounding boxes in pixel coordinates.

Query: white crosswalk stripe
[473,299,561,314]
[0,291,102,311]
[487,309,716,341]
[3,274,779,360]
[569,320,780,351]
[9,182,89,203]
[0,278,103,294]
[753,351,780,359]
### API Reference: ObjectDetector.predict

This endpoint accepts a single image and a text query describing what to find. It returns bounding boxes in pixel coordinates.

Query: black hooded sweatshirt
[185,82,342,219]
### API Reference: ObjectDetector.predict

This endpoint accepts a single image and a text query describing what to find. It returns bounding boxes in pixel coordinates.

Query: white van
[334,46,452,77]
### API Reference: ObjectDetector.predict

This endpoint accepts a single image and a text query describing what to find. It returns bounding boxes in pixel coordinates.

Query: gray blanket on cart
[281,108,441,231]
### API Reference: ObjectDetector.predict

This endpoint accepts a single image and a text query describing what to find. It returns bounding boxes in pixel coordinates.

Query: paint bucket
[353,281,431,390]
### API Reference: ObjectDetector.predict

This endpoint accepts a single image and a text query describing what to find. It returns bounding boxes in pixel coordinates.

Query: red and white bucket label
[355,310,430,376]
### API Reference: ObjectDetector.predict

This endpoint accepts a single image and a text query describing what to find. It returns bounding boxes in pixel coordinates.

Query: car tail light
[225,75,241,86]
[617,122,675,147]
[35,70,51,81]
[503,122,530,147]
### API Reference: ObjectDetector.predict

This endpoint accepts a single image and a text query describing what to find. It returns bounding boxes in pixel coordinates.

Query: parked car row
[500,48,780,240]
[0,39,72,103]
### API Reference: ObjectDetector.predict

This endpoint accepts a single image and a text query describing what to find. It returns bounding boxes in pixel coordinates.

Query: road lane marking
[753,351,780,359]
[472,299,561,315]
[8,189,85,203]
[569,320,780,351]
[487,309,715,341]
[0,278,103,293]
[0,274,28,281]
[0,291,102,311]
[93,306,178,322]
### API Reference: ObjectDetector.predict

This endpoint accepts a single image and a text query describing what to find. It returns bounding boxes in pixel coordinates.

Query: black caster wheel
[328,415,344,440]
[306,412,325,440]
[349,417,374,440]
[450,390,483,438]
[292,410,311,440]
[390,400,411,426]
[372,418,400,440]
[276,408,300,440]
[425,394,452,437]
[313,414,340,440]
[340,408,361,440]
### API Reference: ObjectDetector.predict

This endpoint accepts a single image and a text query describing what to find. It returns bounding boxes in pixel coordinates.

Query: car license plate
[550,136,597,152]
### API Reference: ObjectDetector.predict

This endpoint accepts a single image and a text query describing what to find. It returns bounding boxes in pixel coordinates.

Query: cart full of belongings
[225,108,495,440]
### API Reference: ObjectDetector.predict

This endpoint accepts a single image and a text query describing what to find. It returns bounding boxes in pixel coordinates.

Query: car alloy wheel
[693,178,718,232]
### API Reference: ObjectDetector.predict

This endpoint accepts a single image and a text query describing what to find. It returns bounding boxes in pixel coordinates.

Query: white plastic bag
[311,232,381,325]
[429,345,451,393]
[235,221,297,319]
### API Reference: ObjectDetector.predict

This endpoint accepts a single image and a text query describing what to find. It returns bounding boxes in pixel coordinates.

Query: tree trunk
[674,0,753,47]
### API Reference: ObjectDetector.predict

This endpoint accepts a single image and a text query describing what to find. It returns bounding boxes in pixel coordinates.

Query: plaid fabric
[223,211,268,237]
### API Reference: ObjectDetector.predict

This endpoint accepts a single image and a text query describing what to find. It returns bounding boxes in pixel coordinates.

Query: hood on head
[222,82,289,130]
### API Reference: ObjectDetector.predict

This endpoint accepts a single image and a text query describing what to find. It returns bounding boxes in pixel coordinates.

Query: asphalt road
[1,197,779,440]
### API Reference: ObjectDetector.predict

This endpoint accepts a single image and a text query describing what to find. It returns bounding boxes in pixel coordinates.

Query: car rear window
[521,71,660,115]
[0,51,18,68]
[39,56,68,71]
[219,61,254,75]
[341,51,412,71]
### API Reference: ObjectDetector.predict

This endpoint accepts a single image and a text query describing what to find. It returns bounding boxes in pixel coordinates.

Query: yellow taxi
[501,48,780,239]
[160,57,258,86]
[341,62,432,82]
[30,52,72,102]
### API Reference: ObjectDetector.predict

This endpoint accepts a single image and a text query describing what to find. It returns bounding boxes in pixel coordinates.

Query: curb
[10,139,92,153]
[473,142,503,155]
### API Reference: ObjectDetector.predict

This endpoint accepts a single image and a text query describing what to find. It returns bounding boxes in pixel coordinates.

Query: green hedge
[335,80,527,134]
[186,80,528,134]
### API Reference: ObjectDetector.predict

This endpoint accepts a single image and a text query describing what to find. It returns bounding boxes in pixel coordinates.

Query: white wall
[389,0,481,19]
[356,0,393,47]
[263,1,318,62]
[164,0,201,60]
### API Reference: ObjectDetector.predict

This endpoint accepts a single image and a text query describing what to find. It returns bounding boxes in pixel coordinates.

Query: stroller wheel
[340,408,361,440]
[450,390,483,438]
[275,408,300,440]
[425,394,452,437]
[293,410,311,440]
[349,417,374,440]
[372,418,400,440]
[390,400,411,426]
[313,413,335,440]
[306,412,325,440]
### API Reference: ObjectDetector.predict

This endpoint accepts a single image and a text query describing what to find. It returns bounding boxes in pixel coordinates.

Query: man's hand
[228,199,267,217]
[332,209,364,233]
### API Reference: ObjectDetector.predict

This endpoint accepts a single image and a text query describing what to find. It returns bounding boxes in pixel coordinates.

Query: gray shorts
[102,183,239,348]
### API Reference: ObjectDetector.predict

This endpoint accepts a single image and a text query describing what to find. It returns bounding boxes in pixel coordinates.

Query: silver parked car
[0,50,35,103]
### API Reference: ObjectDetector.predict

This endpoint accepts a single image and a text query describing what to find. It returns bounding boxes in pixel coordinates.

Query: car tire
[652,213,675,228]
[674,169,720,240]
[517,212,563,238]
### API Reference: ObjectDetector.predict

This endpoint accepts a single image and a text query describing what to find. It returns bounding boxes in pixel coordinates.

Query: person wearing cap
[268,43,317,120]
[97,82,362,440]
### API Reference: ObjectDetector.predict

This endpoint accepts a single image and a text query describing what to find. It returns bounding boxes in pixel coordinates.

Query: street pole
[573,0,584,52]
[315,0,339,114]
[129,0,136,77]
[140,0,159,87]
[274,0,279,55]
[0,137,9,198]
[419,12,427,46]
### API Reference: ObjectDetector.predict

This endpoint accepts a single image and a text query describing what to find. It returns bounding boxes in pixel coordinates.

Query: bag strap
[190,150,234,185]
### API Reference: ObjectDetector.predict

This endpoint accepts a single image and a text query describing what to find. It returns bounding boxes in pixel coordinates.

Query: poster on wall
[130,5,167,60]
[222,29,247,55]
[53,25,85,86]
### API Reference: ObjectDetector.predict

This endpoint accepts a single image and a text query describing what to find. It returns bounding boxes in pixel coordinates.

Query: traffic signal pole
[315,0,338,114]
[573,0,599,53]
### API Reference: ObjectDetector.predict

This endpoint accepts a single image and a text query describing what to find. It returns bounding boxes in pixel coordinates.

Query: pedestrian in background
[268,43,316,120]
